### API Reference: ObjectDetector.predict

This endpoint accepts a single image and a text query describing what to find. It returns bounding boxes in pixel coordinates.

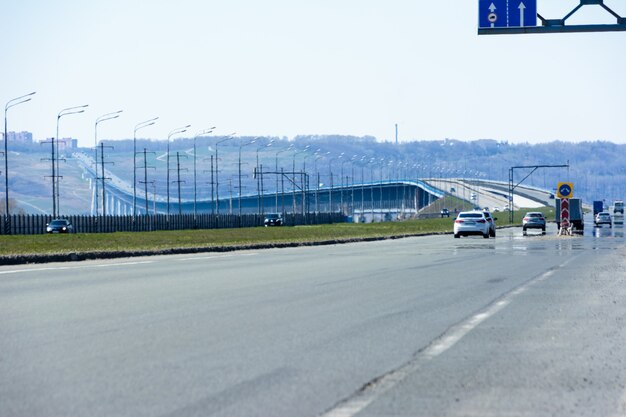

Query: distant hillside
[1,137,624,214]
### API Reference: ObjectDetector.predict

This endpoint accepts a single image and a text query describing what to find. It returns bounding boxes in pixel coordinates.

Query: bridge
[76,153,554,221]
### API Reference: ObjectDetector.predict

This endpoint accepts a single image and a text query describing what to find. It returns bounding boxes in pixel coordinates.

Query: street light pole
[55,104,89,217]
[238,139,256,216]
[256,140,273,215]
[94,110,121,216]
[167,125,191,218]
[314,152,328,213]
[302,149,319,216]
[215,132,236,214]
[292,146,310,214]
[192,127,215,220]
[275,145,293,213]
[4,92,35,233]
[133,117,158,218]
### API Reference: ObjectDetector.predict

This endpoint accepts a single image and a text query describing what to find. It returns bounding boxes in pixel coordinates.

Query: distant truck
[593,200,604,216]
[613,200,624,225]
[556,198,584,233]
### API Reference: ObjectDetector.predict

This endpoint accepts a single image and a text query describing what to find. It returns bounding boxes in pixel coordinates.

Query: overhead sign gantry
[478,0,626,34]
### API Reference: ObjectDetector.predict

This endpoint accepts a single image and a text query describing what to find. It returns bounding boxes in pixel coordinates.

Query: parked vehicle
[46,219,74,234]
[454,211,492,239]
[593,200,604,216]
[555,198,584,234]
[522,212,546,235]
[263,213,283,227]
[594,212,612,227]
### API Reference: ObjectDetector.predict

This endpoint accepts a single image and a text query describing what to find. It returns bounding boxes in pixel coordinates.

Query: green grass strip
[0,207,554,256]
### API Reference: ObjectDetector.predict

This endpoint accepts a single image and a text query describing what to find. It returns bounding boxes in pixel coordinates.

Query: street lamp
[94,110,121,216]
[214,132,236,214]
[167,125,191,218]
[327,152,343,212]
[301,149,320,216]
[275,145,293,213]
[256,140,274,214]
[192,127,215,220]
[4,91,35,232]
[292,146,310,214]
[238,139,256,216]
[133,117,158,218]
[54,104,89,217]
[314,152,329,213]
[340,155,352,214]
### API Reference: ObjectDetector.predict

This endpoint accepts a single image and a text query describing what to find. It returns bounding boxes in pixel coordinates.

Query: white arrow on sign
[519,2,526,27]
[489,3,497,27]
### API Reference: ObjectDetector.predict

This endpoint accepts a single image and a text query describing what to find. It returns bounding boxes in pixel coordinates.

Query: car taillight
[523,217,529,221]
[477,219,486,223]
[455,219,464,223]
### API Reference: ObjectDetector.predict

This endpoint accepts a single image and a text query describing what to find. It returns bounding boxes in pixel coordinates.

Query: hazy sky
[3,0,625,147]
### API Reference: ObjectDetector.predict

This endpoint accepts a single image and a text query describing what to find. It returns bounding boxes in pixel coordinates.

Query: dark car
[264,213,283,227]
[440,208,450,218]
[46,219,74,234]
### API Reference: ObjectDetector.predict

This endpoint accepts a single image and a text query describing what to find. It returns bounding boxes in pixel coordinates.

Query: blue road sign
[508,0,537,27]
[479,0,537,29]
[479,0,507,28]
[557,182,573,199]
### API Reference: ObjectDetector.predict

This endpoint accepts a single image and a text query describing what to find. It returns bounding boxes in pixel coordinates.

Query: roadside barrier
[0,212,345,235]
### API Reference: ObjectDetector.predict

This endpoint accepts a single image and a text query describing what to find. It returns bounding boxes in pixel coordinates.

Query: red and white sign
[561,198,570,228]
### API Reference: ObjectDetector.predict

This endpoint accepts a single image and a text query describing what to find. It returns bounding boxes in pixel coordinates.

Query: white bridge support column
[90,182,97,216]
[107,194,114,216]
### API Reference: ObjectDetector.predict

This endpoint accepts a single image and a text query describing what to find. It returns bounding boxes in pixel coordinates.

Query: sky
[2,0,625,147]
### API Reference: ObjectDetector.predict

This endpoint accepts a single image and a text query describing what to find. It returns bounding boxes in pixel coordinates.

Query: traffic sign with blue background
[557,182,574,199]
[479,0,537,29]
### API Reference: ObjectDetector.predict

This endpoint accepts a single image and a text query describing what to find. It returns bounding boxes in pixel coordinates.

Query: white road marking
[94,261,153,268]
[175,253,259,261]
[0,253,260,276]
[320,260,573,417]
[0,261,153,275]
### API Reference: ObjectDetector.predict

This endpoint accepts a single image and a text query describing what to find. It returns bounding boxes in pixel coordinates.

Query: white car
[454,210,492,239]
[594,212,612,228]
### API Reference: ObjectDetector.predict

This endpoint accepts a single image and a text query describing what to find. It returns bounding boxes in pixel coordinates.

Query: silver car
[594,212,612,228]
[522,212,546,235]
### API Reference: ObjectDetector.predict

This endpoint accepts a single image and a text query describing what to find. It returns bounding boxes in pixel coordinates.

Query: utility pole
[98,143,114,217]
[173,152,188,216]
[41,138,63,217]
[137,148,156,216]
[204,154,215,214]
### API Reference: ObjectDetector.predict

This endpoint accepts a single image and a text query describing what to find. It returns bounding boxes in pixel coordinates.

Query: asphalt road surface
[2,222,626,417]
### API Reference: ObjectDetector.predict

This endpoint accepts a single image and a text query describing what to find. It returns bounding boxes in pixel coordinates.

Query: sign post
[559,198,571,235]
[556,182,574,236]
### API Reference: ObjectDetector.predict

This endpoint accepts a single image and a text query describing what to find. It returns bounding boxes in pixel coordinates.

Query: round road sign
[557,182,573,199]
[488,13,497,23]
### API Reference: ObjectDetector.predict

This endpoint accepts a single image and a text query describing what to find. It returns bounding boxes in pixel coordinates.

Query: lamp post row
[3,95,390,225]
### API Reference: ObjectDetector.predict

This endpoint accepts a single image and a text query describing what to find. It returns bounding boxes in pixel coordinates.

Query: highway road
[2,222,626,417]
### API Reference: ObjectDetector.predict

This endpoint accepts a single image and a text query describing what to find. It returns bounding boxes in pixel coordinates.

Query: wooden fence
[1,212,345,235]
